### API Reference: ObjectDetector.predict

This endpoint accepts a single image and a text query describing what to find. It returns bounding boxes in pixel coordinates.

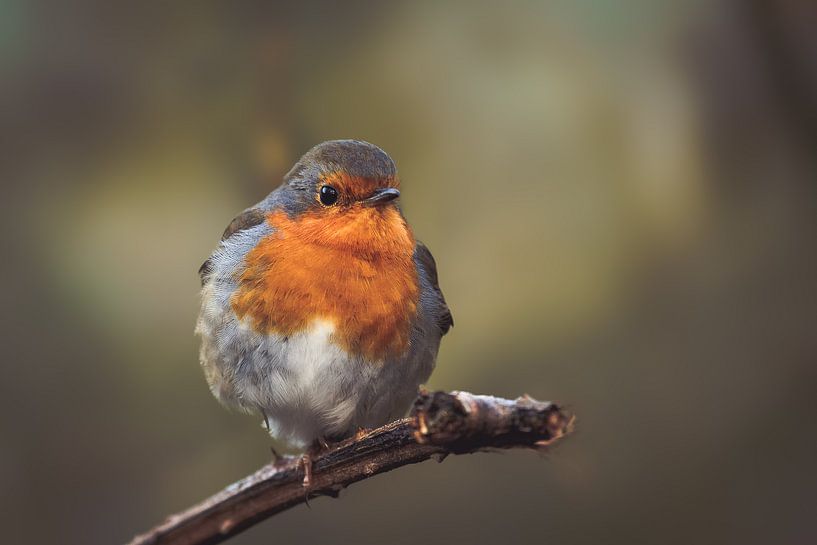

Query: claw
[260,408,271,431]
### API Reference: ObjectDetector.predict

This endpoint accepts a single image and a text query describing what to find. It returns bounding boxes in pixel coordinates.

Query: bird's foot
[300,438,332,488]
[299,452,314,488]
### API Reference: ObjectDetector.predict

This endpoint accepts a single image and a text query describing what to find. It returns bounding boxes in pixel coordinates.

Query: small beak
[361,187,400,206]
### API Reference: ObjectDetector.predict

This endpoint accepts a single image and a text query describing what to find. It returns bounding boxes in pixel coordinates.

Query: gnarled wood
[128,390,574,545]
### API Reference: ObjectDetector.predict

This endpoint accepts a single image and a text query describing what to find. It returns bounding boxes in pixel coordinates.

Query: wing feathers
[415,241,453,335]
[199,208,267,285]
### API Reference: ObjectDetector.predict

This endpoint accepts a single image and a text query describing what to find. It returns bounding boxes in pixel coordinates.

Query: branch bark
[127,390,574,545]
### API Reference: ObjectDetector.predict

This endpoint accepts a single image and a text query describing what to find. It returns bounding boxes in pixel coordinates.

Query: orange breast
[231,207,419,362]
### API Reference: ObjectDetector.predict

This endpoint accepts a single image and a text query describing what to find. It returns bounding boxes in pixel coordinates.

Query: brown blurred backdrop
[2,1,816,544]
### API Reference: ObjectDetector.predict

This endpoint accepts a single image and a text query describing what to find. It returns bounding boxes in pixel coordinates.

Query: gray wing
[414,241,453,335]
[198,207,266,286]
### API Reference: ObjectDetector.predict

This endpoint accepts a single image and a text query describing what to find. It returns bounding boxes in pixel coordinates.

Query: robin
[196,140,452,482]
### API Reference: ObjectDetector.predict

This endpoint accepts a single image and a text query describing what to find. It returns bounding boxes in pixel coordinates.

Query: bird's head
[270,140,411,254]
[279,139,400,211]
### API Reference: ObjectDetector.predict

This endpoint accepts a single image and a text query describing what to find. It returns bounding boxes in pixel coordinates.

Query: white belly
[252,319,368,446]
[201,314,427,448]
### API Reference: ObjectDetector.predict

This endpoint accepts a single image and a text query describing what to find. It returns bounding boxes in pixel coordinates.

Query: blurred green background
[2,1,816,544]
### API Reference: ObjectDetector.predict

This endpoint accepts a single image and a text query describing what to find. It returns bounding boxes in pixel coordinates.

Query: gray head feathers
[284,140,397,186]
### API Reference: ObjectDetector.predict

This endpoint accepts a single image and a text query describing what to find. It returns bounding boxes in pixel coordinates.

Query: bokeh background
[2,1,816,544]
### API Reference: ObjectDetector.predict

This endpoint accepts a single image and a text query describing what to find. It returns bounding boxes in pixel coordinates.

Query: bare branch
[127,390,574,545]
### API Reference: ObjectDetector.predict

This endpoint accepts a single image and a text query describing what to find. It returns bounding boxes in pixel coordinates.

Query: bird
[195,140,452,481]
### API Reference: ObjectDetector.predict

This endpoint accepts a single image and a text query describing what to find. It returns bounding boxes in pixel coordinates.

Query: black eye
[319,185,338,206]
